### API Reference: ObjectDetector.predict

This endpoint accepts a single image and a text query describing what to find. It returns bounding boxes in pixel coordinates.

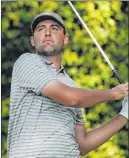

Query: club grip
[112,69,123,84]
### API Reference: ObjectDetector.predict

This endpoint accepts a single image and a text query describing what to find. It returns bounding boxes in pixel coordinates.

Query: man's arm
[75,115,127,155]
[75,97,128,155]
[42,80,128,108]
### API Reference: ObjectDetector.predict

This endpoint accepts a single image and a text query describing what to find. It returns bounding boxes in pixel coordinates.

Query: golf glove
[119,97,128,120]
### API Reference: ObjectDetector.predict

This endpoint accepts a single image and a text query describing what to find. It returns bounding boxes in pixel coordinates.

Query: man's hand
[119,97,128,120]
[110,83,128,100]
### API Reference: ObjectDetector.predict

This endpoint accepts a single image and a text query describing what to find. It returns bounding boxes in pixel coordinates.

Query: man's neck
[48,55,62,71]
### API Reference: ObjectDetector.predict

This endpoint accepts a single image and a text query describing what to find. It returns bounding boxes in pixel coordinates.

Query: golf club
[68,1,123,84]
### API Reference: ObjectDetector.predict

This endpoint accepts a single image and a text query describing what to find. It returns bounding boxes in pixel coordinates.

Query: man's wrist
[108,89,115,101]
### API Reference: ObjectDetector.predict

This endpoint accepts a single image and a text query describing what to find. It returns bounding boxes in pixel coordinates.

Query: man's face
[30,20,68,56]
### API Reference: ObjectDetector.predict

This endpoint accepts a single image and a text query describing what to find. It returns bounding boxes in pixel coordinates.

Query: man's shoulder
[13,53,48,71]
[14,53,43,65]
[17,52,37,61]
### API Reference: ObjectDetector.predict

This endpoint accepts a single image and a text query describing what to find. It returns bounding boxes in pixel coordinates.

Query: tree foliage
[1,1,128,158]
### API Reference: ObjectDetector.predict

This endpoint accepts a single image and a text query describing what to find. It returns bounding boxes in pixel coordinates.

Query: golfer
[8,12,128,158]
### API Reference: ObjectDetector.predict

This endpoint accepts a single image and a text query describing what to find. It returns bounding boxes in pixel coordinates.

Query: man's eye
[52,27,59,31]
[38,27,44,31]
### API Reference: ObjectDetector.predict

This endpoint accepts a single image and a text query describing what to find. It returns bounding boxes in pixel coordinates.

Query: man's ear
[30,36,35,47]
[64,33,69,47]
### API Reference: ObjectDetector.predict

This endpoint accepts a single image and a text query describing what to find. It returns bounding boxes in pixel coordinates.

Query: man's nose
[45,28,51,36]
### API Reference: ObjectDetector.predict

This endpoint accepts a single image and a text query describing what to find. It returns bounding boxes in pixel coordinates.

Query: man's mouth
[43,40,54,43]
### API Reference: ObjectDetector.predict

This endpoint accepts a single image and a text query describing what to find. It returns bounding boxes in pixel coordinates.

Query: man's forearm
[73,83,128,107]
[80,114,128,155]
[74,88,113,107]
[42,80,128,108]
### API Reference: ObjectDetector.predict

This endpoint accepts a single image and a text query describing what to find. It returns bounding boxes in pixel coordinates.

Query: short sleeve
[13,53,57,95]
[76,108,85,125]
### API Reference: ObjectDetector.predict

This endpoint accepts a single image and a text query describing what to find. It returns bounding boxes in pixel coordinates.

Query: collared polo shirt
[8,53,84,158]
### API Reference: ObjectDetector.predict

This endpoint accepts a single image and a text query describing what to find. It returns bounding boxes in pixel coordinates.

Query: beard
[36,44,64,57]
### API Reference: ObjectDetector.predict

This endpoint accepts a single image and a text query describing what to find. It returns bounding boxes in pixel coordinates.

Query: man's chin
[38,47,62,56]
[39,50,58,57]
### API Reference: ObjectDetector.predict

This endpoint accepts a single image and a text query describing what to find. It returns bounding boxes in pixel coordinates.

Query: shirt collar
[39,54,52,65]
[39,54,65,74]
[57,65,65,74]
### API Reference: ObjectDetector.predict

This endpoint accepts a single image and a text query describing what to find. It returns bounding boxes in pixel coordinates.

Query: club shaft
[68,1,123,83]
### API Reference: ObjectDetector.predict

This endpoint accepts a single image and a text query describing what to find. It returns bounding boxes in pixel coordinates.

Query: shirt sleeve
[76,108,85,125]
[13,53,57,95]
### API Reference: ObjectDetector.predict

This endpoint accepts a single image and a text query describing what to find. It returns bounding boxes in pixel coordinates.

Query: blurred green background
[1,1,128,158]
